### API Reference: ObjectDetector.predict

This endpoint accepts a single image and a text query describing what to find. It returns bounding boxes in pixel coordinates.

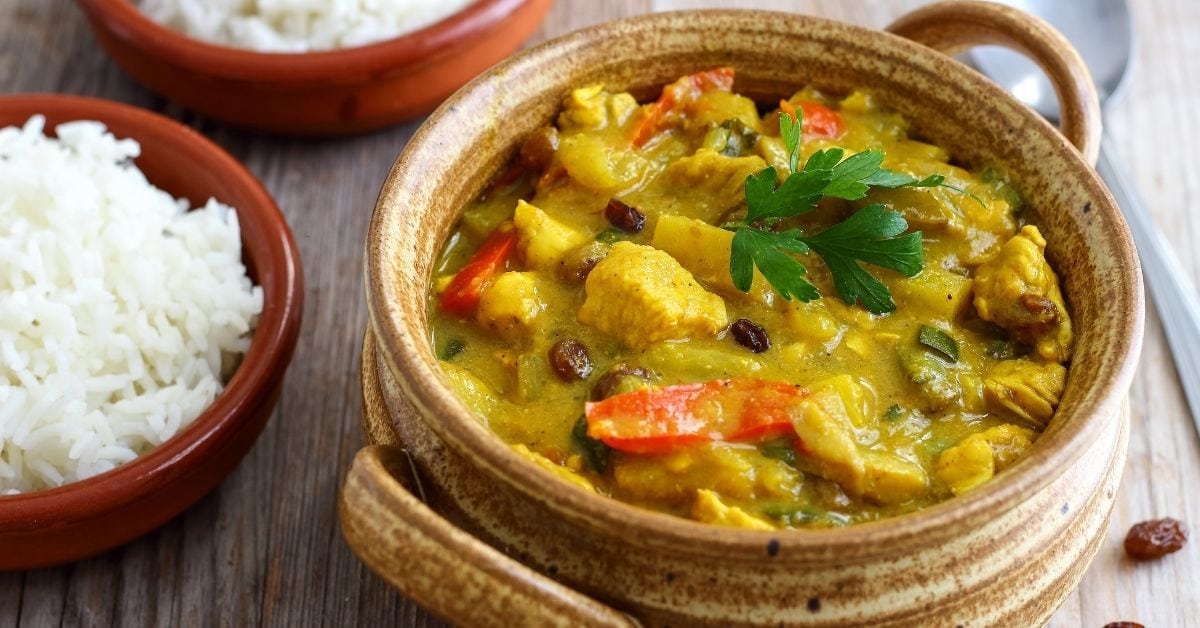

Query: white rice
[135,0,477,53]
[0,116,263,494]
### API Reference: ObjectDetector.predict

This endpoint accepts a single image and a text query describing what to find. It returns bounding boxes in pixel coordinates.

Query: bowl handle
[340,445,635,627]
[886,0,1102,165]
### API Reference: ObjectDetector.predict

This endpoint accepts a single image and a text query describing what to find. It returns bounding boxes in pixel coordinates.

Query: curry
[427,69,1072,529]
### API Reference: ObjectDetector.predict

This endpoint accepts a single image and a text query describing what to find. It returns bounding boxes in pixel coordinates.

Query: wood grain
[1,0,1195,626]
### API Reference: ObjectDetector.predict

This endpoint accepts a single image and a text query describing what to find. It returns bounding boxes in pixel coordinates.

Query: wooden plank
[0,0,1196,626]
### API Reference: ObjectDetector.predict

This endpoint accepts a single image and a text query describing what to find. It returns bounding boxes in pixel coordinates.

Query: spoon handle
[1097,132,1200,427]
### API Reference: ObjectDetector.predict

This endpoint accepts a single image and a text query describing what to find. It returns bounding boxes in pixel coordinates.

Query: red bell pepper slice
[632,67,737,147]
[585,378,808,454]
[438,228,518,316]
[779,99,846,140]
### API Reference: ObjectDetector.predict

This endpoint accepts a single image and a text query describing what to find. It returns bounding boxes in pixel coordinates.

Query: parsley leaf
[725,100,980,314]
[779,111,802,172]
[743,166,831,222]
[730,227,817,300]
[803,204,923,313]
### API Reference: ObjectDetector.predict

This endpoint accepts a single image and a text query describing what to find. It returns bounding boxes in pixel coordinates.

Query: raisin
[1019,293,1059,323]
[548,339,594,382]
[519,126,559,172]
[557,241,610,282]
[1102,623,1144,628]
[604,198,646,233]
[730,318,771,353]
[591,364,654,400]
[1124,517,1189,560]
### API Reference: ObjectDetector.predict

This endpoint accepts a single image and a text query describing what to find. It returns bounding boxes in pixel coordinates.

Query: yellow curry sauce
[427,69,1072,529]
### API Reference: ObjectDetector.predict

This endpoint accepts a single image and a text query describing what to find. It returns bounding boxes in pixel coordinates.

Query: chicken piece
[790,394,927,505]
[980,424,1038,470]
[512,200,589,269]
[578,242,728,348]
[627,149,765,224]
[691,489,775,530]
[650,214,771,302]
[983,359,1067,426]
[973,226,1073,362]
[935,423,1037,495]
[475,272,545,340]
[934,433,993,495]
[612,444,803,504]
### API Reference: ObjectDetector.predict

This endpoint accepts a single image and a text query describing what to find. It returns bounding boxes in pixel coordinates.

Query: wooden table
[2,1,1196,625]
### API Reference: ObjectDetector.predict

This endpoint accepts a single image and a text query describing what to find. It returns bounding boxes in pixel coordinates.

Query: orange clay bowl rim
[368,10,1141,557]
[75,0,533,82]
[0,95,303,523]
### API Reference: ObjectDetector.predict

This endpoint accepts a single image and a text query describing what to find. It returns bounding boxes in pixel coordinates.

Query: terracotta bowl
[344,2,1144,625]
[73,0,554,135]
[0,96,304,569]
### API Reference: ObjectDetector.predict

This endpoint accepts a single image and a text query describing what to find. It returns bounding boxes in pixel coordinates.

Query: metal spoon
[973,0,1200,428]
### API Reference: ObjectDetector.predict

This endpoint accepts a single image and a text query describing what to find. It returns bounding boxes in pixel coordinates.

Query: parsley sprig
[726,111,953,314]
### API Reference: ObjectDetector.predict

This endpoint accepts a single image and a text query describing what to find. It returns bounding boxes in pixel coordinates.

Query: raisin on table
[1124,517,1189,560]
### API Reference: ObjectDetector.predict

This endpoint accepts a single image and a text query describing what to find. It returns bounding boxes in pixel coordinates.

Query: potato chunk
[889,267,974,322]
[935,423,1037,495]
[782,300,843,348]
[513,200,589,269]
[791,394,927,505]
[650,214,770,302]
[983,359,1067,426]
[691,489,774,530]
[578,242,728,348]
[627,149,765,224]
[861,451,929,504]
[973,226,1073,362]
[440,363,501,421]
[476,272,545,340]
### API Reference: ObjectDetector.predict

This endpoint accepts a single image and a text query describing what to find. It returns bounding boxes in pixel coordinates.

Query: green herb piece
[761,504,850,527]
[571,415,610,474]
[595,228,627,244]
[883,404,904,422]
[440,338,466,361]
[727,105,982,314]
[716,119,760,157]
[730,227,818,300]
[802,204,924,313]
[985,339,1027,360]
[917,325,960,362]
[759,439,797,466]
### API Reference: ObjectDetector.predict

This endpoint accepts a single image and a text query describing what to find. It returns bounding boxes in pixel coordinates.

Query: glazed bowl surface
[348,3,1144,625]
[0,95,304,569]
[73,0,554,135]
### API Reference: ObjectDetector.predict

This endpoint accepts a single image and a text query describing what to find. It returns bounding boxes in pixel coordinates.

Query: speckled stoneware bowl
[343,2,1144,625]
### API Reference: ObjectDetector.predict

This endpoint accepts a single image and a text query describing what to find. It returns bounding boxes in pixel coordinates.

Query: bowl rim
[368,8,1143,555]
[74,0,534,81]
[0,95,304,523]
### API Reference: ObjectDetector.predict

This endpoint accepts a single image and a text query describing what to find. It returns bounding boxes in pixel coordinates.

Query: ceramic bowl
[345,2,1144,625]
[73,0,554,135]
[0,96,304,569]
